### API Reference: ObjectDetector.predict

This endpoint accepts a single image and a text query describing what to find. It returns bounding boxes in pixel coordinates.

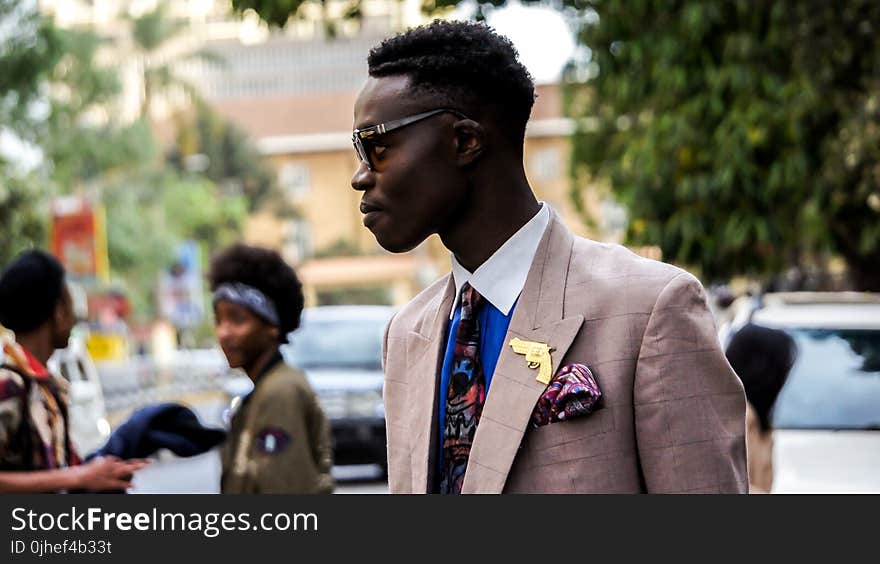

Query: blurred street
[97,364,388,494]
[130,450,389,494]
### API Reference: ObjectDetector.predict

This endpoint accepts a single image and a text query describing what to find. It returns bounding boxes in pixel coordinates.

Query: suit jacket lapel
[406,276,454,493]
[462,211,584,494]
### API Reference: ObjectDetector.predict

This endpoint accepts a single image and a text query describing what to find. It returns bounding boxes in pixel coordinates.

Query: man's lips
[359,201,383,214]
[360,201,385,228]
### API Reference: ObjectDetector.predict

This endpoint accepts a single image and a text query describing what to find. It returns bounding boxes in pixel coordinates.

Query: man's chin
[373,233,423,254]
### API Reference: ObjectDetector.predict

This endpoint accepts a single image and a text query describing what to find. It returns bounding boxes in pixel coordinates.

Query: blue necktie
[439,283,486,494]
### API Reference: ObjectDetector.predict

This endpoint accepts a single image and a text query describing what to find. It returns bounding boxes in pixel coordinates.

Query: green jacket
[221,360,334,494]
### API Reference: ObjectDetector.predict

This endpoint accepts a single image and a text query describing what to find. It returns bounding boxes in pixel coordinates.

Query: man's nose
[351,160,375,192]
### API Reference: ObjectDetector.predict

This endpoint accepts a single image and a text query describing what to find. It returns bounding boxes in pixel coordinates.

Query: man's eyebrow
[353,115,381,130]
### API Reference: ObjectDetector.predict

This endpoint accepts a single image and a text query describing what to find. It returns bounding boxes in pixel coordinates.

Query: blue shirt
[435,298,516,488]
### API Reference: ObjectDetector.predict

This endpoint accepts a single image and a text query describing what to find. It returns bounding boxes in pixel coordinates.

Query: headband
[213,282,280,327]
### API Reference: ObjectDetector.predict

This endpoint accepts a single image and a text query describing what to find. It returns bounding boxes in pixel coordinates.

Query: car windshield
[284,317,387,370]
[773,328,880,430]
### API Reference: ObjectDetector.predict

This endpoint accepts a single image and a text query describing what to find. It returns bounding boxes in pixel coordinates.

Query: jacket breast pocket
[522,406,615,465]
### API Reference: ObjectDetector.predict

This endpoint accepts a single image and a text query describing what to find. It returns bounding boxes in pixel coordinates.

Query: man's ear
[453,119,485,166]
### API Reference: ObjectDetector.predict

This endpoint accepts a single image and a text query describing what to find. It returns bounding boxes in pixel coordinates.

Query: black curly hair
[0,250,66,334]
[208,244,304,341]
[726,323,798,432]
[368,20,536,146]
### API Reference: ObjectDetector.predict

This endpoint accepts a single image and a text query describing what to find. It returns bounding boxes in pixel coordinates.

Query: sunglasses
[352,108,469,171]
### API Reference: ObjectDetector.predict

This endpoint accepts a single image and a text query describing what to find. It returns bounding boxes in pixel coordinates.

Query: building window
[284,219,313,263]
[279,162,311,200]
[531,147,562,182]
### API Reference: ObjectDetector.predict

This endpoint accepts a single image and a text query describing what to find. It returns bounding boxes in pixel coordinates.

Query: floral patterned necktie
[439,282,487,494]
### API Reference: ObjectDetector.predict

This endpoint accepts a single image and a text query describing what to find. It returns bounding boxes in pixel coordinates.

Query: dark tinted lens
[353,136,371,169]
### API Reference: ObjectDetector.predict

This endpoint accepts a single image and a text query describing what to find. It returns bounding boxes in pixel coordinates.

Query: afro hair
[725,323,798,432]
[0,250,66,334]
[208,244,304,341]
[368,20,536,146]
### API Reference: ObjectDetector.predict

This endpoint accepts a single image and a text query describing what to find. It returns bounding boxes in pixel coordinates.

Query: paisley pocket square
[531,363,602,428]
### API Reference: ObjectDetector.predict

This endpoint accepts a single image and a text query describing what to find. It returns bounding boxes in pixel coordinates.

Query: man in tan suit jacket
[351,21,747,494]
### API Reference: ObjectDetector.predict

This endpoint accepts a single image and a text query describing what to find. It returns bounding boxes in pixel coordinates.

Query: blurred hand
[75,456,151,491]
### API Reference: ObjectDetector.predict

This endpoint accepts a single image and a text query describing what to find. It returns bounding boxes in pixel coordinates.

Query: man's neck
[15,330,54,366]
[442,176,541,273]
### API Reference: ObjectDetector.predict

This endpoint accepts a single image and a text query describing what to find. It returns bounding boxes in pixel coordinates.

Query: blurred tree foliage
[44,29,156,189]
[567,1,880,289]
[0,0,62,139]
[231,0,312,27]
[0,176,49,267]
[168,105,289,214]
[0,3,249,319]
[230,0,363,36]
[129,2,224,120]
[0,0,61,265]
[103,172,247,318]
[230,0,510,28]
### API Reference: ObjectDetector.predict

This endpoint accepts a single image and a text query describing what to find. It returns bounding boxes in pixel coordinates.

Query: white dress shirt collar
[450,203,551,318]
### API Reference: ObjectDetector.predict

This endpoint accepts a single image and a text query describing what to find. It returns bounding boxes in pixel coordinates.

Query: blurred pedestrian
[209,244,333,494]
[725,323,798,493]
[0,250,149,492]
[352,21,746,494]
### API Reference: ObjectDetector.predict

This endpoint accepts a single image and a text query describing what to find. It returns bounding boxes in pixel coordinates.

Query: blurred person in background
[725,323,798,494]
[0,250,148,493]
[209,244,334,494]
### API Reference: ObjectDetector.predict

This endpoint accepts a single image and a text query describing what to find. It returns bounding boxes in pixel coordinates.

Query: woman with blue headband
[209,244,333,494]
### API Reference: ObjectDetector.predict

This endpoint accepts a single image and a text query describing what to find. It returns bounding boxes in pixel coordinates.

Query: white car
[48,282,112,457]
[728,292,880,493]
[49,340,112,457]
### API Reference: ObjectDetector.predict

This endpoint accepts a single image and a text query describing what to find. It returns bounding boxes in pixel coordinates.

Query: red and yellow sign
[49,196,109,283]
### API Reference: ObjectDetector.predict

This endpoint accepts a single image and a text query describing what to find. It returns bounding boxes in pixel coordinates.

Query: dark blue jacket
[90,402,226,460]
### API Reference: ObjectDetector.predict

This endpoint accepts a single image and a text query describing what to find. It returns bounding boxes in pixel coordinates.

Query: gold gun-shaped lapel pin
[509,338,555,385]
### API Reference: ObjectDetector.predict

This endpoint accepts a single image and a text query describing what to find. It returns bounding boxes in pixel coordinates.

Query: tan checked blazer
[382,210,748,494]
